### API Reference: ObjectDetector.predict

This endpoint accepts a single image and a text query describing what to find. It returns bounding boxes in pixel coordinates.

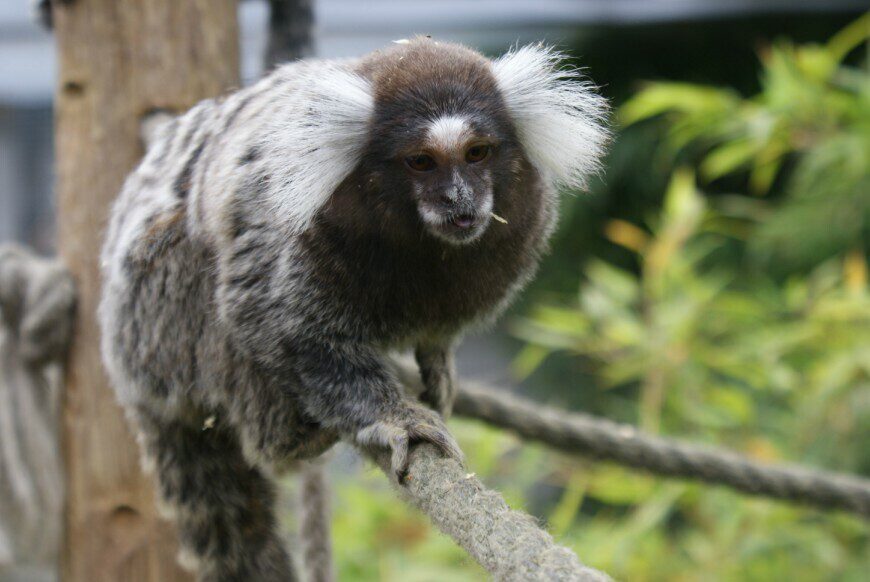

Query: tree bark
[52,2,240,580]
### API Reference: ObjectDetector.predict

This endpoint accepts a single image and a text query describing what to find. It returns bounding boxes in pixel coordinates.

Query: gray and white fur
[99,38,607,580]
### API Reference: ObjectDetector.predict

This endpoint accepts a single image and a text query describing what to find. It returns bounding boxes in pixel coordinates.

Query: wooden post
[52,1,240,580]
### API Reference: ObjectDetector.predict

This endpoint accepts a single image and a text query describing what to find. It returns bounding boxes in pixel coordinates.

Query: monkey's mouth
[420,209,490,245]
[449,213,477,230]
[418,194,493,245]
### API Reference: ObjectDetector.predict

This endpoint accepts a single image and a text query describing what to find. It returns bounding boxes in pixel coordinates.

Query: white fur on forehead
[491,45,609,191]
[427,115,473,152]
[257,62,374,232]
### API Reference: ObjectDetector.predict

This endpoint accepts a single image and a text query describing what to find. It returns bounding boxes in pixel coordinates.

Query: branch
[364,444,610,581]
[393,361,870,518]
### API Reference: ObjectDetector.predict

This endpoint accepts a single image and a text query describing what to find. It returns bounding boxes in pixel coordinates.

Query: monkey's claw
[355,402,463,482]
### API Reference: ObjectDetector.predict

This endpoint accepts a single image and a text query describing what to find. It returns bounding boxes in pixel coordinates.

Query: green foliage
[621,14,870,272]
[498,19,870,578]
[506,169,870,579]
[514,169,870,455]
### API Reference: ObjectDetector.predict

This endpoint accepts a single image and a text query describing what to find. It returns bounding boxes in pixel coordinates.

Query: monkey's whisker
[491,212,508,224]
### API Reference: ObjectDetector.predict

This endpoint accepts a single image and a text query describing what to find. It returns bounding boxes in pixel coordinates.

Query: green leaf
[700,138,759,181]
[826,12,870,64]
[511,344,551,380]
[549,471,588,537]
[620,83,740,126]
[586,466,658,505]
[585,260,640,305]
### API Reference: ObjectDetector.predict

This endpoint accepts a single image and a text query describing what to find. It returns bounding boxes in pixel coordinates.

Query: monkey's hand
[415,343,457,418]
[355,400,463,482]
[277,340,462,483]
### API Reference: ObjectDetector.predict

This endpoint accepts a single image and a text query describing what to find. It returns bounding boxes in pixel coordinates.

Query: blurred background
[1,0,869,580]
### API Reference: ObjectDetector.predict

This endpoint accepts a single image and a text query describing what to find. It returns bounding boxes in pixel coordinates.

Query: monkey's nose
[439,191,457,205]
[441,185,474,207]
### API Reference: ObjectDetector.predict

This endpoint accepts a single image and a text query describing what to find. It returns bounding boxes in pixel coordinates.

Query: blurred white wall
[2,0,868,103]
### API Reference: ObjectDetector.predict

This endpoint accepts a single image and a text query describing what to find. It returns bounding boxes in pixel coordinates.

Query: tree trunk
[52,2,240,580]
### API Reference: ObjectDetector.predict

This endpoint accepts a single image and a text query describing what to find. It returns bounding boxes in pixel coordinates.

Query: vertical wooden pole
[52,1,240,580]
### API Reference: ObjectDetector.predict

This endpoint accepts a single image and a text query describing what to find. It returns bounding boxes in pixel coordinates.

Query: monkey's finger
[356,422,411,481]
[408,423,464,464]
[390,432,410,482]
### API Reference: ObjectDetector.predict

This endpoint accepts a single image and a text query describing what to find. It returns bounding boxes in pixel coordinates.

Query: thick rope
[0,245,74,578]
[392,361,870,518]
[365,444,610,581]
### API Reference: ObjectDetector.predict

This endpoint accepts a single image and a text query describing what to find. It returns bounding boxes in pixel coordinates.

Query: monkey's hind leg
[134,408,297,582]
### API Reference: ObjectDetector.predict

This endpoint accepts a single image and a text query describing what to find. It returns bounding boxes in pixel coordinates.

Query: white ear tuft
[491,45,610,191]
[258,63,374,232]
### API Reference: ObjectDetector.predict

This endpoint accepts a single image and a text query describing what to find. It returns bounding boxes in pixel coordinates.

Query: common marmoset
[99,38,608,580]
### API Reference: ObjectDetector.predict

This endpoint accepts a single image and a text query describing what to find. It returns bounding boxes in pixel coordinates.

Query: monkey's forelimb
[285,341,463,480]
[216,211,464,481]
[415,343,457,418]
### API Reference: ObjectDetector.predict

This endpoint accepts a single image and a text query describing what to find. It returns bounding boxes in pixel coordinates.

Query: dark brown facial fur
[354,40,522,245]
[307,39,555,342]
[305,153,550,344]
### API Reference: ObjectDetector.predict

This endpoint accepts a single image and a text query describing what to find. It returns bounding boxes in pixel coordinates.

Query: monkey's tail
[134,408,298,581]
[298,461,335,582]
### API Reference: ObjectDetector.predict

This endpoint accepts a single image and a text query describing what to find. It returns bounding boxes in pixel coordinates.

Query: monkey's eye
[465,144,491,163]
[406,154,437,172]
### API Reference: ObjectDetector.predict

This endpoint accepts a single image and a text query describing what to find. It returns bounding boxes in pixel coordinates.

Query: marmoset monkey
[99,38,608,580]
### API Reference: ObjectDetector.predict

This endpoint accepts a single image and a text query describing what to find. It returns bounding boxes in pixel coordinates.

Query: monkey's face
[356,38,595,246]
[395,115,507,245]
